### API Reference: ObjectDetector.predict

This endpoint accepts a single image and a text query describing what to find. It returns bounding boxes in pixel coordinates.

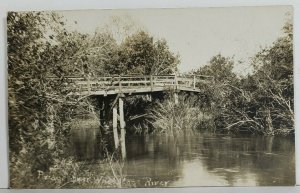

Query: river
[70,128,295,187]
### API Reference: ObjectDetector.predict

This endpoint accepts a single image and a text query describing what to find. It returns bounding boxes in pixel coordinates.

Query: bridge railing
[81,75,177,94]
[47,74,213,94]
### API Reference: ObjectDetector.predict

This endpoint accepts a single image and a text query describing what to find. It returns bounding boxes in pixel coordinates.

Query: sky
[59,6,292,75]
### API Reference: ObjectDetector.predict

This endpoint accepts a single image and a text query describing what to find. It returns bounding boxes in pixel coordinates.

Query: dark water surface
[70,129,295,187]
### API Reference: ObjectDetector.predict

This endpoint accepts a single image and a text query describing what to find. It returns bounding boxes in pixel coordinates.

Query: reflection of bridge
[51,74,212,159]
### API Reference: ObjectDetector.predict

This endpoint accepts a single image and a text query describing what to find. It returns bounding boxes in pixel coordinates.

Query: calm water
[70,128,295,187]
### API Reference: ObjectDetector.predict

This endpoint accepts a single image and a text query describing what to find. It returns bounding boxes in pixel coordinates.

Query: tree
[151,39,179,75]
[104,31,179,75]
[249,19,294,135]
[7,12,93,187]
[195,54,236,82]
[7,12,64,187]
[193,54,238,109]
[8,12,61,153]
[193,20,294,135]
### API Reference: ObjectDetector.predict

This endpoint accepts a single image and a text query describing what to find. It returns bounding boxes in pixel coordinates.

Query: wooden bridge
[53,74,212,97]
[50,74,212,159]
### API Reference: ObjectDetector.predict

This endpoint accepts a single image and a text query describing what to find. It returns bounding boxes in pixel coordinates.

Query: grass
[11,152,133,188]
[147,94,213,135]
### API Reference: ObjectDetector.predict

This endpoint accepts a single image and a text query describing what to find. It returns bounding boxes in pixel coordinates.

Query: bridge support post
[112,106,119,149]
[174,92,179,104]
[119,97,126,159]
[100,109,105,129]
[99,97,106,134]
[99,96,111,134]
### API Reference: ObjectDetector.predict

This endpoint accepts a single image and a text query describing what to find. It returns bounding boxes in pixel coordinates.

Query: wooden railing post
[174,74,178,90]
[118,75,121,93]
[193,75,196,89]
[87,75,91,94]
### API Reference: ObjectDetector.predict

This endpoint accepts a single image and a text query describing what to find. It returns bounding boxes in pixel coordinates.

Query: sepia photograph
[7,6,295,188]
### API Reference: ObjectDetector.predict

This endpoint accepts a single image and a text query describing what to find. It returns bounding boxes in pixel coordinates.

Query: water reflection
[71,128,295,186]
[70,127,100,160]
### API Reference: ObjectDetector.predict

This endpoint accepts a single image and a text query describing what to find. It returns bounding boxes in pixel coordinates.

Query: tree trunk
[265,109,274,135]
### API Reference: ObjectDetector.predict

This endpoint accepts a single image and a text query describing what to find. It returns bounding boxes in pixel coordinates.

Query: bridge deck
[49,75,212,96]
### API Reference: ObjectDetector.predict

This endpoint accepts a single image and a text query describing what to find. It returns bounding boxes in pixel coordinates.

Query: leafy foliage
[195,54,236,82]
[104,31,179,75]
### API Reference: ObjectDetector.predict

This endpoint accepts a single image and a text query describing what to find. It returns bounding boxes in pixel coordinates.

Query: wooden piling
[119,97,126,159]
[174,92,179,104]
[113,106,119,149]
[99,98,105,134]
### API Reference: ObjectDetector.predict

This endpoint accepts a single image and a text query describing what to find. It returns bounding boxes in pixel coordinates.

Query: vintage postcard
[8,6,294,188]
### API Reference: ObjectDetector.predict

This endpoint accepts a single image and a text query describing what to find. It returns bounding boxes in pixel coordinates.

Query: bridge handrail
[46,74,213,94]
[46,74,213,80]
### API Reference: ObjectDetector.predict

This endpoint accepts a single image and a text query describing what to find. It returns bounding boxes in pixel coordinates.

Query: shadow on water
[70,127,295,187]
